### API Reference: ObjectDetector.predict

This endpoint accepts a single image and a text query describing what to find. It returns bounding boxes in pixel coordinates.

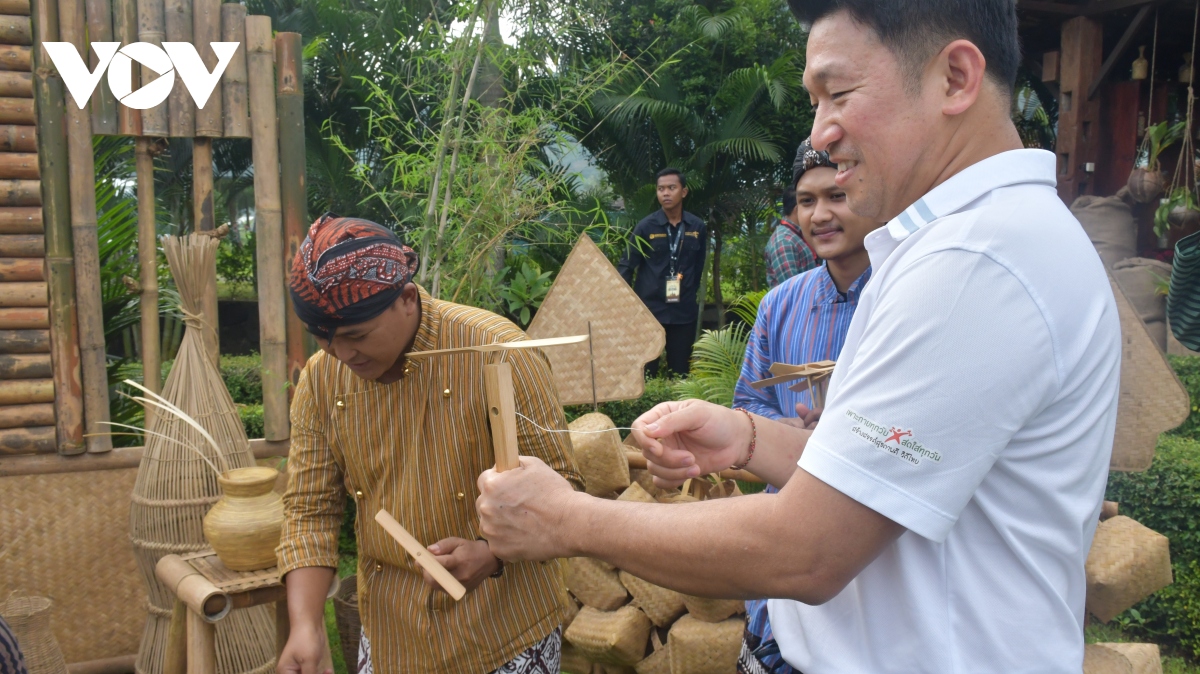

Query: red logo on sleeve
[885,428,913,444]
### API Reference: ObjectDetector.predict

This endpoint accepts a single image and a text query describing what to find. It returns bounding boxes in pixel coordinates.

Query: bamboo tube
[219,3,246,137]
[83,0,115,134]
[0,256,42,280]
[0,281,43,305]
[0,45,30,71]
[162,601,186,674]
[162,0,191,137]
[0,179,39,204]
[191,0,220,136]
[192,136,218,363]
[0,425,55,453]
[0,205,38,230]
[0,329,48,351]
[0,125,35,151]
[0,306,45,327]
[247,15,287,442]
[0,13,30,42]
[0,354,51,378]
[0,233,43,255]
[134,0,164,135]
[111,0,136,134]
[0,0,29,15]
[276,32,307,394]
[0,152,38,179]
[0,96,33,123]
[0,72,32,96]
[0,401,53,427]
[135,138,159,411]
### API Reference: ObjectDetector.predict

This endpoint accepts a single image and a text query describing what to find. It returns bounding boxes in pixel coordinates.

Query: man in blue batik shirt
[734,138,882,674]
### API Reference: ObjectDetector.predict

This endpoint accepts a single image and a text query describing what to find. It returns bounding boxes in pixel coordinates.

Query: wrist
[730,408,756,471]
[556,489,594,558]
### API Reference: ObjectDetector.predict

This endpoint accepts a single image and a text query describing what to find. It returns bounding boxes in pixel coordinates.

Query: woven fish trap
[634,642,671,674]
[619,572,685,628]
[1085,515,1173,623]
[571,413,631,497]
[681,595,744,624]
[666,615,743,674]
[567,557,629,610]
[0,594,68,674]
[129,234,274,674]
[565,606,653,667]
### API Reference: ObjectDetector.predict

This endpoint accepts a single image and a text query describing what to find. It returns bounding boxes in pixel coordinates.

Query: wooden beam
[1057,15,1104,203]
[1088,3,1154,100]
[0,437,290,477]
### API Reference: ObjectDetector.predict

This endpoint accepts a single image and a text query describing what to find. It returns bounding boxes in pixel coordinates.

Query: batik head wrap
[289,213,419,341]
[792,137,835,186]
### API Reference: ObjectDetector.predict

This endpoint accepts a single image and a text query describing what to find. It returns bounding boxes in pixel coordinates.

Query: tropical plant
[498,258,553,326]
[1141,120,1187,172]
[672,290,765,405]
[1156,186,1199,238]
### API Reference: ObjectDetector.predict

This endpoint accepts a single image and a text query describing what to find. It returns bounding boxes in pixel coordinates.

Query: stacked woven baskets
[563,413,745,674]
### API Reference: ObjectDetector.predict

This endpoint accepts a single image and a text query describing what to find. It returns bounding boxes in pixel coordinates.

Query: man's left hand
[477,456,582,562]
[423,538,499,594]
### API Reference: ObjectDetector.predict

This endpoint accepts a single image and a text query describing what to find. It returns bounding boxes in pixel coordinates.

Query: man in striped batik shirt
[733,138,881,674]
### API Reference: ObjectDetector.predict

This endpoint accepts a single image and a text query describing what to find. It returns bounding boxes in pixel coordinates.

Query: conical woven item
[571,413,630,496]
[1086,516,1173,622]
[565,606,652,666]
[567,557,629,610]
[0,595,67,674]
[618,482,657,504]
[634,643,672,674]
[560,641,593,674]
[619,572,685,628]
[666,615,742,674]
[1095,643,1162,674]
[681,595,744,623]
[130,234,275,674]
[1083,644,1135,674]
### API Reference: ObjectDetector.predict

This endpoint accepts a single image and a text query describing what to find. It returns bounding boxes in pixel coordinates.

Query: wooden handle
[405,334,589,359]
[373,510,466,601]
[483,362,520,472]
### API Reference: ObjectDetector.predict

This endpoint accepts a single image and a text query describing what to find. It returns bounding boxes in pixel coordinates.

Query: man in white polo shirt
[474,1,1121,671]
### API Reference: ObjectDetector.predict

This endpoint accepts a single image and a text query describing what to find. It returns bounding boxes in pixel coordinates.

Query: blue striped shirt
[733,263,870,672]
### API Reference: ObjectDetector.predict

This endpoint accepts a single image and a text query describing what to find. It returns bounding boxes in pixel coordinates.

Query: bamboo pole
[83,0,115,134]
[0,205,38,230]
[134,0,164,135]
[0,306,46,327]
[219,3,246,137]
[192,0,220,136]
[0,96,33,123]
[162,0,191,137]
[0,378,53,404]
[0,151,38,178]
[0,328,49,351]
[0,233,43,255]
[0,280,43,305]
[0,45,31,70]
[0,401,53,427]
[0,125,34,150]
[0,178,39,203]
[135,138,159,414]
[0,71,31,96]
[0,425,55,453]
[247,15,287,441]
[111,0,137,134]
[0,354,52,378]
[0,13,30,42]
[57,0,109,453]
[275,32,308,395]
[192,136,218,363]
[0,257,42,279]
[0,0,29,15]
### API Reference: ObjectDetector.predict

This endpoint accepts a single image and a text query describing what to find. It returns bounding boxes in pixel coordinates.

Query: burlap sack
[618,482,658,504]
[568,557,630,610]
[619,571,686,627]
[666,615,743,674]
[634,643,672,674]
[1113,257,1173,351]
[572,413,631,496]
[565,606,653,666]
[1086,516,1173,622]
[561,641,593,674]
[682,594,745,623]
[1071,192,1136,270]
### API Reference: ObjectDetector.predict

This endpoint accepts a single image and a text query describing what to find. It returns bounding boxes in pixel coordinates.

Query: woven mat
[527,235,665,405]
[0,468,145,662]
[1110,277,1191,472]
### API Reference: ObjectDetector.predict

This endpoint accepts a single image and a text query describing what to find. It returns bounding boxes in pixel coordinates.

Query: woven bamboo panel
[564,605,652,667]
[566,556,629,611]
[619,571,684,628]
[1110,278,1190,471]
[666,615,742,674]
[0,468,145,662]
[1086,515,1172,622]
[526,235,664,405]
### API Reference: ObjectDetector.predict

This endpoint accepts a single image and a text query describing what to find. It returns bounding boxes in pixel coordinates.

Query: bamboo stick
[0,178,39,204]
[0,401,53,427]
[0,306,45,327]
[0,13,30,42]
[58,0,109,453]
[111,0,136,134]
[0,425,55,453]
[83,0,115,134]
[0,0,29,15]
[0,45,30,71]
[192,0,220,136]
[0,96,33,123]
[275,31,307,395]
[0,256,42,280]
[374,510,466,600]
[219,3,246,137]
[162,600,186,674]
[162,0,191,137]
[0,71,31,96]
[0,354,51,378]
[0,280,43,305]
[135,138,159,413]
[247,15,287,442]
[0,233,43,255]
[0,328,48,351]
[192,136,218,364]
[0,152,38,179]
[32,0,83,454]
[134,0,164,135]
[0,124,35,151]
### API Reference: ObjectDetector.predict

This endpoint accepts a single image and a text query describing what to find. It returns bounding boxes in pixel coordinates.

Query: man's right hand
[278,566,336,674]
[629,399,752,487]
[277,622,332,674]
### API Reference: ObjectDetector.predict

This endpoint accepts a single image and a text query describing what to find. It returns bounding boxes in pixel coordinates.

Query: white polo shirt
[769,149,1121,673]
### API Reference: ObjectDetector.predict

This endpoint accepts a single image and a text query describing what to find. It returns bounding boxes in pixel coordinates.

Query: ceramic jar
[203,466,285,571]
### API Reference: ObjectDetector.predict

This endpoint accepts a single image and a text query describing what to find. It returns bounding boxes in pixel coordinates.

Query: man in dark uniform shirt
[617,167,708,376]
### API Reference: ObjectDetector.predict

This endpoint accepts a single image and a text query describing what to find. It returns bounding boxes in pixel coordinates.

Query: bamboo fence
[275,32,308,395]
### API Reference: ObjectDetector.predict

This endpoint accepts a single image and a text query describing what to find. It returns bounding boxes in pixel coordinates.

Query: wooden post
[162,0,191,137]
[219,3,247,137]
[275,32,308,393]
[32,0,83,453]
[111,0,138,134]
[0,125,36,151]
[0,73,32,97]
[184,610,216,674]
[83,0,115,133]
[134,0,165,135]
[247,15,287,441]
[192,137,219,364]
[483,361,519,471]
[1057,16,1103,203]
[191,0,220,136]
[162,599,187,674]
[135,138,159,415]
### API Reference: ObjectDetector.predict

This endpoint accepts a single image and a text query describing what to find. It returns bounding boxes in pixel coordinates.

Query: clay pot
[1132,45,1149,81]
[1169,204,1200,228]
[1128,168,1166,203]
[203,466,285,571]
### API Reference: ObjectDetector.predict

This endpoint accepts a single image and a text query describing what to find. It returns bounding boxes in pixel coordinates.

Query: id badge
[665,276,681,303]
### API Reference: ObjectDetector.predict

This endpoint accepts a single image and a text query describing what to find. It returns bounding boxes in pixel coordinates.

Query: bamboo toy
[374,509,467,601]
[749,360,836,409]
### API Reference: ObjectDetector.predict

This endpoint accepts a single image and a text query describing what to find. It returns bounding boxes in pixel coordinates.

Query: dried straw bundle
[129,234,276,674]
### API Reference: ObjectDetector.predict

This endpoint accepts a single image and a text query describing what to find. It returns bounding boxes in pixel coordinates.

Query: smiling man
[476,1,1121,672]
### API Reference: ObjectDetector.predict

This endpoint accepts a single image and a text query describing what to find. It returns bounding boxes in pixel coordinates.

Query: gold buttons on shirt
[456,491,465,501]
[335,399,345,410]
[375,563,382,572]
[443,388,451,398]
[355,490,363,500]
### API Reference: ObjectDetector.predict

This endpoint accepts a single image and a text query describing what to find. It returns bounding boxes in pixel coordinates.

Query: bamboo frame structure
[163,0,192,137]
[191,0,219,136]
[83,0,116,133]
[246,15,287,441]
[134,0,165,135]
[191,136,218,364]
[276,32,308,393]
[219,3,246,137]
[112,0,138,134]
[135,138,159,417]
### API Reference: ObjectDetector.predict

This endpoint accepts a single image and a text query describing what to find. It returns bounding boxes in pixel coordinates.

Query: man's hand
[794,402,823,429]
[278,567,334,674]
[423,538,499,594]
[477,456,583,562]
[629,399,752,487]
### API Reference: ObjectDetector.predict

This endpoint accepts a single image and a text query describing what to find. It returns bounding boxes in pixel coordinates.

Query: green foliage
[239,404,265,439]
[673,325,749,407]
[1169,356,1200,441]
[498,258,552,326]
[729,290,767,325]
[1144,121,1187,172]
[564,376,680,429]
[216,231,257,288]
[1156,188,1199,239]
[221,354,266,406]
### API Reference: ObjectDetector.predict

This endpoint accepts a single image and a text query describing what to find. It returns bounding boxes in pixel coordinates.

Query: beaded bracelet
[730,407,756,471]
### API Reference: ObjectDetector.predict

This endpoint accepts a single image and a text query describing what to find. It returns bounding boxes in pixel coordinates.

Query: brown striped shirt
[277,287,583,673]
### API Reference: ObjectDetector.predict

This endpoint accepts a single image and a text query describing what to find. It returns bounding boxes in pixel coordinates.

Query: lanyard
[667,222,684,276]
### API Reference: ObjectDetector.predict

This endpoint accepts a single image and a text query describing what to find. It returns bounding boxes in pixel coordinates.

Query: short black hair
[789,0,1020,95]
[656,167,686,188]
[782,186,798,216]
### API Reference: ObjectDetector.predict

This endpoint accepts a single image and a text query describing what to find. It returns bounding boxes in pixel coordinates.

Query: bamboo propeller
[403,334,589,359]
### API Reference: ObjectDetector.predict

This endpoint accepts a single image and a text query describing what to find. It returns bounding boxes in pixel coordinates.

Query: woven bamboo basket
[567,557,629,611]
[1083,643,1135,674]
[619,572,685,628]
[1090,643,1161,674]
[561,641,593,674]
[618,482,657,504]
[129,234,275,674]
[564,606,653,666]
[629,468,656,494]
[563,596,582,631]
[634,643,671,674]
[1085,516,1173,622]
[571,413,631,496]
[666,615,743,674]
[681,594,744,623]
[332,576,361,674]
[0,594,67,674]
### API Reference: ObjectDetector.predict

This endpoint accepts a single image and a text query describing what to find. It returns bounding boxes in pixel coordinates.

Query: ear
[399,283,420,313]
[681,186,689,199]
[937,39,987,117]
